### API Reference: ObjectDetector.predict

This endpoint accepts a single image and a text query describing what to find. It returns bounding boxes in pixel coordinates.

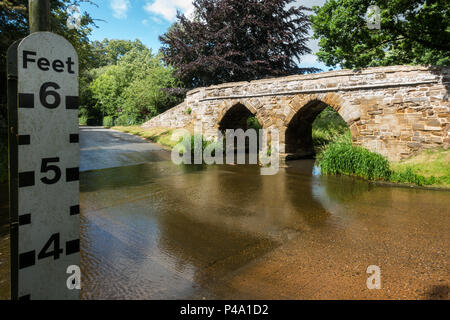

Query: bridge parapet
[187,65,446,100]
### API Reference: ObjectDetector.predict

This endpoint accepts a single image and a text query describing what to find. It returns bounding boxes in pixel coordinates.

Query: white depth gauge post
[7,3,80,299]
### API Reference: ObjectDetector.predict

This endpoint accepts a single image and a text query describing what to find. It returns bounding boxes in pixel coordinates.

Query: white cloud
[111,0,131,19]
[152,16,164,24]
[144,0,194,22]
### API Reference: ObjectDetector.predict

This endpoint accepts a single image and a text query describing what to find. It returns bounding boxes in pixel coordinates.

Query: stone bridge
[142,65,449,161]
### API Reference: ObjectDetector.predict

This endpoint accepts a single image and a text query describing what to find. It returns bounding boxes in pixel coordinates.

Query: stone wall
[142,101,192,129]
[142,65,450,161]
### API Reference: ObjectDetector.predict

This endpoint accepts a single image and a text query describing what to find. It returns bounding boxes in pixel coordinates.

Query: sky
[79,0,328,70]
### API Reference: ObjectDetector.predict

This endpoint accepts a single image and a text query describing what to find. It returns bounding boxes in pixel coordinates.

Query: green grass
[112,126,223,163]
[390,148,450,187]
[175,134,222,159]
[317,138,449,188]
[312,107,449,188]
[390,168,440,186]
[247,116,262,130]
[312,107,350,147]
[316,133,391,181]
[103,116,114,128]
[79,115,88,126]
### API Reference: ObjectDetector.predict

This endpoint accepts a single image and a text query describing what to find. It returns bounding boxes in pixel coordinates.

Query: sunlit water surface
[80,159,449,299]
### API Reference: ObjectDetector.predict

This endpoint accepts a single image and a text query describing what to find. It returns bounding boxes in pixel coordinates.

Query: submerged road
[1,127,449,300]
[78,128,449,300]
[80,126,170,172]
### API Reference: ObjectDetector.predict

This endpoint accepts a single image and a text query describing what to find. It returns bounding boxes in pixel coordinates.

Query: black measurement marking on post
[66,239,80,255]
[66,167,79,182]
[70,205,80,216]
[18,135,30,145]
[18,294,31,300]
[69,134,79,143]
[19,251,35,269]
[38,233,63,260]
[40,82,60,109]
[40,158,61,184]
[65,96,79,109]
[18,171,35,187]
[19,213,31,226]
[19,93,34,108]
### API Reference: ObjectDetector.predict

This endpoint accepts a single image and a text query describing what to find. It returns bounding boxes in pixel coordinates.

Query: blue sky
[79,0,329,70]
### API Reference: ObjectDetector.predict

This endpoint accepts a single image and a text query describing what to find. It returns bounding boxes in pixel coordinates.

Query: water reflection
[80,159,449,299]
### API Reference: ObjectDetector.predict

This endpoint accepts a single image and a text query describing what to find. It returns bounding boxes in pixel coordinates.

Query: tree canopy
[0,1,182,126]
[90,38,147,68]
[311,0,450,69]
[0,0,96,121]
[160,0,315,88]
[86,43,181,124]
[0,0,96,73]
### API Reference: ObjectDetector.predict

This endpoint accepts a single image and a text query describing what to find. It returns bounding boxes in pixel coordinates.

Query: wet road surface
[80,126,170,172]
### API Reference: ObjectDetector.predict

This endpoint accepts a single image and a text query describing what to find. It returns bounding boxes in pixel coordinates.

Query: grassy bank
[390,148,450,187]
[111,126,181,149]
[316,132,391,181]
[112,125,223,157]
[317,136,450,188]
[312,107,449,189]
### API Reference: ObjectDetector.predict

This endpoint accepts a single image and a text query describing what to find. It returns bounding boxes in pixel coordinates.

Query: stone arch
[283,93,353,126]
[283,94,357,158]
[216,99,266,131]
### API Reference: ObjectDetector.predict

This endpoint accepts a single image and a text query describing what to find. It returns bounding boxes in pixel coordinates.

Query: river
[0,127,448,299]
[79,128,449,299]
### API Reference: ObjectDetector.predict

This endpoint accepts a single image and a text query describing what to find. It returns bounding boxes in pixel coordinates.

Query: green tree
[89,46,181,123]
[90,38,146,67]
[311,0,450,68]
[122,56,181,119]
[0,0,96,71]
[0,0,97,120]
[89,65,126,117]
[80,39,153,122]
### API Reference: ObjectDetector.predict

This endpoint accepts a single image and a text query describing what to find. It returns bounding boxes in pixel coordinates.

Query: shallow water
[79,159,449,299]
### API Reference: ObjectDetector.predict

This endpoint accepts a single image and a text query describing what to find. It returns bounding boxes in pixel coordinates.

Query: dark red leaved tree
[159,0,316,89]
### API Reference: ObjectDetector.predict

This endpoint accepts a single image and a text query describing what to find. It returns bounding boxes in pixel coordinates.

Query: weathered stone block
[424,126,442,131]
[407,142,421,149]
